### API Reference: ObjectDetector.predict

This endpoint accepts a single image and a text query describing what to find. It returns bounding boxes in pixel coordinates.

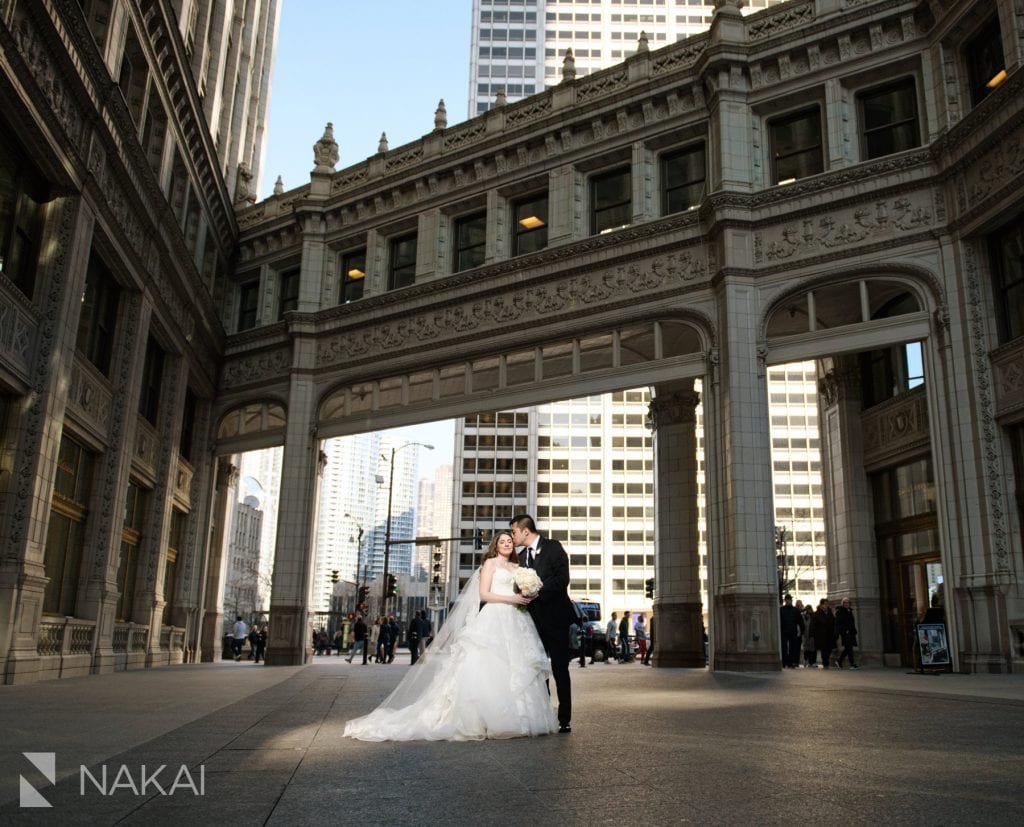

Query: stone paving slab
[2,659,1023,825]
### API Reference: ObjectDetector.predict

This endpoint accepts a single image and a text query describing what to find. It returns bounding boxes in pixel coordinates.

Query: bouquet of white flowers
[513,567,543,598]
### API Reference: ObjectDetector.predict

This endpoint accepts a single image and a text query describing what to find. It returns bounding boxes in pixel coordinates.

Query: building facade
[0,0,279,682]
[2,0,1023,682]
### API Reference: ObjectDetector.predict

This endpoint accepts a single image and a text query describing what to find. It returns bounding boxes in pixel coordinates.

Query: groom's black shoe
[558,724,571,734]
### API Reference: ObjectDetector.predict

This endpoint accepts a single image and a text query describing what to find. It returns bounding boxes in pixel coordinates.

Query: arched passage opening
[760,273,949,670]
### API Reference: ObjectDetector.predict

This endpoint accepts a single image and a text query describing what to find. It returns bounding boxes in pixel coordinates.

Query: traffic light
[330,570,339,584]
[474,529,484,550]
[385,573,397,598]
[432,549,443,585]
[645,577,655,599]
[357,585,368,609]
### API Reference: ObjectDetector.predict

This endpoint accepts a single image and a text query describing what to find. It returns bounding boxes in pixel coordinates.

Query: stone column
[649,383,705,667]
[0,196,93,684]
[133,354,189,666]
[818,361,882,665]
[78,292,152,674]
[265,367,323,665]
[200,457,239,662]
[711,277,779,670]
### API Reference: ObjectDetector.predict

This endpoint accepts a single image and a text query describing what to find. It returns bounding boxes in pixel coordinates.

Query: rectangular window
[0,130,47,299]
[965,16,1006,107]
[237,280,259,331]
[138,336,164,424]
[989,217,1024,343]
[43,435,94,616]
[661,143,706,214]
[76,252,121,376]
[278,267,299,319]
[769,107,823,184]
[513,193,548,255]
[859,78,920,160]
[179,388,197,462]
[454,212,487,272]
[591,166,631,234]
[340,248,366,303]
[389,233,417,290]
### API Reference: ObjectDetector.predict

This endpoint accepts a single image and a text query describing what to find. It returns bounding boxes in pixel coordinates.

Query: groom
[510,514,575,733]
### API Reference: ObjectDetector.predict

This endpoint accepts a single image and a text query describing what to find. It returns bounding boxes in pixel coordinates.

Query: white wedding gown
[343,567,558,741]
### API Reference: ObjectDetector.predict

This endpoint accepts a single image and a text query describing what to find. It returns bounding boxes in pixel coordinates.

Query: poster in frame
[916,623,950,669]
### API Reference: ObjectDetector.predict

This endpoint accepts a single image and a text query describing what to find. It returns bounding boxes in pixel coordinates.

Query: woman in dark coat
[812,598,836,668]
[834,598,859,668]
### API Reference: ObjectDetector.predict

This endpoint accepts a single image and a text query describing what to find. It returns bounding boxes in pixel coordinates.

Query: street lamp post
[344,512,370,665]
[382,441,433,608]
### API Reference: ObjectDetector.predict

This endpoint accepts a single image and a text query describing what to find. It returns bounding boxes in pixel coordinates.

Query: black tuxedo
[523,535,575,727]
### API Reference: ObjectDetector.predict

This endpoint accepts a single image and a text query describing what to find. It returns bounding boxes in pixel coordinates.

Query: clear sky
[261,2,473,474]
[260,0,473,200]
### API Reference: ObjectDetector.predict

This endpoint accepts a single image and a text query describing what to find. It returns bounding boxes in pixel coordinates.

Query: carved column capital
[216,457,239,490]
[818,367,859,407]
[648,390,701,430]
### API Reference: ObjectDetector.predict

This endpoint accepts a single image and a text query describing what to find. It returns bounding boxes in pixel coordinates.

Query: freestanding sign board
[916,623,951,669]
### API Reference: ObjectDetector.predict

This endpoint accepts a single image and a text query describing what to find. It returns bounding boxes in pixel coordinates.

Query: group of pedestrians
[601,610,652,664]
[780,594,860,669]
[229,615,267,663]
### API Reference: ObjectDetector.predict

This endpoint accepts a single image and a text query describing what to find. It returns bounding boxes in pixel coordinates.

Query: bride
[343,530,558,741]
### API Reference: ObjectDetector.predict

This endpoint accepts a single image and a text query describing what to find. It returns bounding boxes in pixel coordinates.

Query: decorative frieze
[860,387,929,468]
[0,286,34,382]
[747,1,813,41]
[991,341,1024,423]
[315,247,708,367]
[220,347,291,391]
[754,192,936,263]
[66,358,113,443]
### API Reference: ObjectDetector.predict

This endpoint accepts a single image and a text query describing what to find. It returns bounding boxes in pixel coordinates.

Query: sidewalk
[3,659,1023,824]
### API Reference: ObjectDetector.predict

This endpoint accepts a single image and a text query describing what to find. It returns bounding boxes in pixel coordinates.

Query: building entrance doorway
[881,554,944,667]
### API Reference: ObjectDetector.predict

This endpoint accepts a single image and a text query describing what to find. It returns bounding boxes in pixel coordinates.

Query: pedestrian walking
[605,612,618,663]
[779,594,804,668]
[812,598,836,669]
[835,598,860,668]
[346,614,367,663]
[618,611,632,662]
[634,613,648,664]
[231,615,248,661]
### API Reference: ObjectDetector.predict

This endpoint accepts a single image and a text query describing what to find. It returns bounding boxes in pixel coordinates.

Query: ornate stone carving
[220,347,291,390]
[313,123,339,172]
[755,194,936,263]
[648,390,701,429]
[0,287,34,381]
[964,128,1024,210]
[234,162,255,205]
[434,99,447,131]
[315,248,708,366]
[747,2,813,41]
[860,388,929,464]
[962,244,1009,570]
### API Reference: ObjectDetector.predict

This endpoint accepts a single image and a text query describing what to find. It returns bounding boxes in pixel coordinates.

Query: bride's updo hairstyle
[481,529,520,566]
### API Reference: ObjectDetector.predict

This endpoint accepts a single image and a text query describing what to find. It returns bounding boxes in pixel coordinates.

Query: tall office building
[416,465,455,581]
[225,495,264,619]
[311,433,382,612]
[461,0,823,615]
[469,0,786,115]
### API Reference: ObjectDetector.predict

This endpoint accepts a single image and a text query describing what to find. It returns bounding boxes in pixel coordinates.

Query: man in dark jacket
[407,611,426,665]
[386,615,400,663]
[834,598,859,668]
[511,514,576,733]
[346,614,367,663]
[812,598,836,668]
[779,593,804,668]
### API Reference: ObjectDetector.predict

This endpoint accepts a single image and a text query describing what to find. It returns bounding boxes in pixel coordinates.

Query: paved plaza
[2,658,1023,825]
